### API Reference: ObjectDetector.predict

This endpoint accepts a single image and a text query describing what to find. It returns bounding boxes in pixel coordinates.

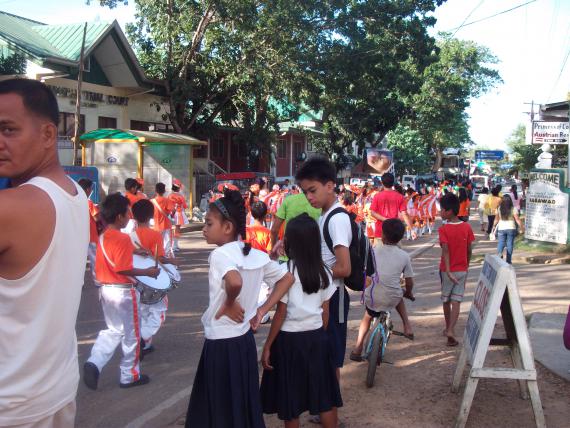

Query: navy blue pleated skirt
[186,330,265,428]
[260,327,343,421]
[328,287,350,368]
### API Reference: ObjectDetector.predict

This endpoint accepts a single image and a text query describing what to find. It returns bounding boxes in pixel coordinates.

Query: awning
[79,128,207,146]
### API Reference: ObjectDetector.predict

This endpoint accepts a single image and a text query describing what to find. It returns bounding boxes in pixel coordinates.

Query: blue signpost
[63,166,100,203]
[475,150,505,161]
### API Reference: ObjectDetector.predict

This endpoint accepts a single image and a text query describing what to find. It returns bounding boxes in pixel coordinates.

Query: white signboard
[532,121,569,145]
[525,171,569,245]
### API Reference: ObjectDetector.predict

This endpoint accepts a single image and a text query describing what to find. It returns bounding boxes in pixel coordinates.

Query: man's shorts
[439,271,468,302]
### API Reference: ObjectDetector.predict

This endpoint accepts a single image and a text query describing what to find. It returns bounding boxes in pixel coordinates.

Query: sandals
[349,351,364,362]
[392,331,414,340]
[446,337,459,347]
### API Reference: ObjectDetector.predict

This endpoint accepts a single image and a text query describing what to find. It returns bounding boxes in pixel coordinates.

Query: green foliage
[506,124,541,174]
[386,124,430,176]
[0,52,26,75]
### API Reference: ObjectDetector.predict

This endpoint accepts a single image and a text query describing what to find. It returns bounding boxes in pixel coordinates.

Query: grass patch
[515,236,570,255]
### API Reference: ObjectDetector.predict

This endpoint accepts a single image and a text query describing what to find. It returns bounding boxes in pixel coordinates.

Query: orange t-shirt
[246,225,272,254]
[458,200,470,217]
[87,200,99,243]
[152,196,173,231]
[135,227,165,258]
[125,191,147,219]
[168,192,187,212]
[96,229,135,284]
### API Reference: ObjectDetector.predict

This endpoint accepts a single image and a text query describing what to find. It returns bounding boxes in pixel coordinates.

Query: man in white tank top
[0,79,89,427]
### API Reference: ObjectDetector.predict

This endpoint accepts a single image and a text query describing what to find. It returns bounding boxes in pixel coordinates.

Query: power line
[547,45,570,102]
[446,0,537,31]
[451,0,485,38]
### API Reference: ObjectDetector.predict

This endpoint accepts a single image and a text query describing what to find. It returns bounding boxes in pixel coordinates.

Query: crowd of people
[0,78,531,428]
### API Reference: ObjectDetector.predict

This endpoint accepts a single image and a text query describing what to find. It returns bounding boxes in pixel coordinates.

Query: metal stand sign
[451,255,545,428]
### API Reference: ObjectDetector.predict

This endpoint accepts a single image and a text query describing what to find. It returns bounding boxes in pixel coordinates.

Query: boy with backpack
[350,219,415,361]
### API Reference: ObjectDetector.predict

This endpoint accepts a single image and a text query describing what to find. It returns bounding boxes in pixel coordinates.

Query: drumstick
[133,241,169,270]
[154,243,159,268]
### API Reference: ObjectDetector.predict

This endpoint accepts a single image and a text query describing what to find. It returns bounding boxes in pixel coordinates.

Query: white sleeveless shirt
[0,177,89,425]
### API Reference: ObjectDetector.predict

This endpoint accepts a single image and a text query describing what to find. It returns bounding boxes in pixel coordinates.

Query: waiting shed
[79,129,207,210]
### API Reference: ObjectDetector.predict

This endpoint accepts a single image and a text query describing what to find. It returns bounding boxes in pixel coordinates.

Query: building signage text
[532,121,569,145]
[48,85,129,106]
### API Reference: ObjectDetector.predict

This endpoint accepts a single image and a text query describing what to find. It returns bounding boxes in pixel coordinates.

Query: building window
[211,134,225,158]
[237,139,248,159]
[277,139,287,159]
[293,138,304,161]
[130,120,174,132]
[58,112,85,137]
[307,140,314,152]
[98,116,117,128]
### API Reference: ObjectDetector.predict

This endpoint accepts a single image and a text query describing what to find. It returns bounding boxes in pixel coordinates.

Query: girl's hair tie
[213,199,231,220]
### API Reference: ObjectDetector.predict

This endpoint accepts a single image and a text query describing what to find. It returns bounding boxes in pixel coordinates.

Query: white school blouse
[318,202,352,289]
[280,267,336,332]
[202,241,288,340]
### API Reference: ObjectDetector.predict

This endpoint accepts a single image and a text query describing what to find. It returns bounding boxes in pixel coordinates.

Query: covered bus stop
[79,129,207,210]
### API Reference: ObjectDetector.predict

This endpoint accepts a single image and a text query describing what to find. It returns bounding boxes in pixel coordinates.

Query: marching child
[246,201,272,254]
[438,193,475,347]
[185,189,294,428]
[260,214,341,428]
[84,193,159,390]
[131,199,179,355]
[151,182,174,256]
[123,178,146,233]
[168,179,188,251]
[350,219,415,361]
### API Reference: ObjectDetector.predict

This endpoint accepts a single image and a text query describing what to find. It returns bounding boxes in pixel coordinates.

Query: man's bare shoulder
[0,185,53,221]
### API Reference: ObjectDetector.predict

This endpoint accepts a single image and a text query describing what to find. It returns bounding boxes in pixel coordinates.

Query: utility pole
[73,22,87,166]
[523,100,537,145]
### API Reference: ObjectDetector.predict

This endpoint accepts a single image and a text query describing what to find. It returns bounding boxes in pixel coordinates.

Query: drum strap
[99,234,116,268]
[151,198,168,217]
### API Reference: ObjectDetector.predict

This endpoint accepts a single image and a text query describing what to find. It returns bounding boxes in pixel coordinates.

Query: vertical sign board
[63,166,100,203]
[452,255,545,428]
[525,170,569,245]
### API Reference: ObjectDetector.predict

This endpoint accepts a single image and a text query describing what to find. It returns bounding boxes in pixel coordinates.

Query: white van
[402,175,417,190]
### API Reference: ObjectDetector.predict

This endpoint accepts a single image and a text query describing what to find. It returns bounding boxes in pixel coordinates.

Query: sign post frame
[451,255,545,428]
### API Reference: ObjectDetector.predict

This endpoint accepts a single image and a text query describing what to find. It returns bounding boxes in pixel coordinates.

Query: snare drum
[162,263,181,283]
[133,255,173,304]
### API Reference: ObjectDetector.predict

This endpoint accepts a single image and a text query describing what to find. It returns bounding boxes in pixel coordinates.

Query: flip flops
[447,337,459,347]
[349,351,364,362]
[392,331,414,340]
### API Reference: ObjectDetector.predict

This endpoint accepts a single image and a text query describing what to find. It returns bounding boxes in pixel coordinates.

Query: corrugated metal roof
[0,11,111,62]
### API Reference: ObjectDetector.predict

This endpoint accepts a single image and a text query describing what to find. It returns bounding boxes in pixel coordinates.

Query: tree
[506,124,541,175]
[0,52,26,75]
[386,124,430,176]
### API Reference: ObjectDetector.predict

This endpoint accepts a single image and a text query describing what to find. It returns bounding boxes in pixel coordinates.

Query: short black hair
[382,219,405,244]
[440,193,460,215]
[381,173,395,188]
[491,186,500,197]
[78,177,93,192]
[125,178,138,191]
[0,78,59,126]
[100,193,129,224]
[250,201,267,221]
[132,199,154,223]
[295,156,336,185]
[156,182,166,194]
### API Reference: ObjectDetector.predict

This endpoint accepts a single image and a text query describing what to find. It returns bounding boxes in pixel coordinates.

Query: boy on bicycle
[350,219,414,361]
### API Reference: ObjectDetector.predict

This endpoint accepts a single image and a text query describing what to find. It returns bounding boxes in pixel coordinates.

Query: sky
[2,0,569,152]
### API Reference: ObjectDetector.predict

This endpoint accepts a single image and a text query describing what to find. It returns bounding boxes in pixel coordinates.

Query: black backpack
[323,207,375,291]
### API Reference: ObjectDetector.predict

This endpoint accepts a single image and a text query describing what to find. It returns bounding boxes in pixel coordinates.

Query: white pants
[161,229,173,257]
[88,286,142,384]
[140,296,168,346]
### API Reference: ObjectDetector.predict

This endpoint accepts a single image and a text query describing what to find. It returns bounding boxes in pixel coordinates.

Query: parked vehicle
[471,175,489,193]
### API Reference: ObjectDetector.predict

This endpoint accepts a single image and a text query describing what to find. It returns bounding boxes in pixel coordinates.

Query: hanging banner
[365,148,393,175]
[532,121,569,145]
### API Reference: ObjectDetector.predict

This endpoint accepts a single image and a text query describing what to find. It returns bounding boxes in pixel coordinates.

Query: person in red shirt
[78,178,100,286]
[132,199,178,355]
[151,182,174,256]
[370,173,416,243]
[168,179,188,252]
[438,193,475,347]
[84,193,159,391]
[123,178,146,233]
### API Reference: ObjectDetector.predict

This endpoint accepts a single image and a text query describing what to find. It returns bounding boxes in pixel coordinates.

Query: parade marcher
[295,158,352,383]
[78,178,100,287]
[185,189,294,428]
[123,177,146,233]
[477,187,489,232]
[438,193,474,347]
[0,78,89,427]
[168,179,188,251]
[151,182,174,256]
[457,187,470,222]
[493,194,524,264]
[131,199,178,355]
[260,214,341,428]
[84,193,159,390]
[351,219,415,361]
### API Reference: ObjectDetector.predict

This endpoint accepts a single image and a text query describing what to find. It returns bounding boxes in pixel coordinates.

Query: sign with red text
[532,121,569,145]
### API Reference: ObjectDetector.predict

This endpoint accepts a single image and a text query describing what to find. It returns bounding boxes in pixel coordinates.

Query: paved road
[75,220,570,427]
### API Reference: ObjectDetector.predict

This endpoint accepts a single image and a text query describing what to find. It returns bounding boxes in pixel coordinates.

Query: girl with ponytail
[185,188,294,428]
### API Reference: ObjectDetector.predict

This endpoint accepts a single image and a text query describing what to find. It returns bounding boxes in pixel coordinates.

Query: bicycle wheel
[366,328,384,388]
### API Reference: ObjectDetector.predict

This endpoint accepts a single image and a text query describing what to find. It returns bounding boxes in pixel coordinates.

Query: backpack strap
[323,207,349,255]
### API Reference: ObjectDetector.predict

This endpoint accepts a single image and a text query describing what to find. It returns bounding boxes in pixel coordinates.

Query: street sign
[452,255,545,428]
[500,163,513,170]
[63,166,100,203]
[475,150,504,161]
[532,121,569,145]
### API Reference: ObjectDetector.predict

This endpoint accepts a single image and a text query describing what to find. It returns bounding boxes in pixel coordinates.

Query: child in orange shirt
[151,182,174,257]
[78,178,100,286]
[132,199,179,355]
[123,178,146,233]
[84,193,159,391]
[246,201,272,254]
[168,179,188,252]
